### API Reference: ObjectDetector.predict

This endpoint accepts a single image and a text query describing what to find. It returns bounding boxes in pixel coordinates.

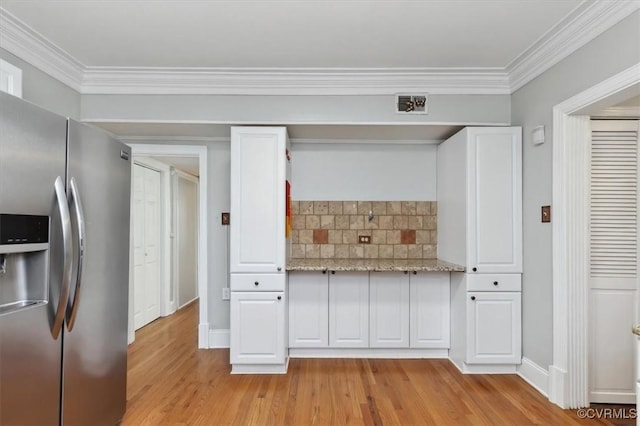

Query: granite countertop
[286,258,465,272]
[633,326,640,336]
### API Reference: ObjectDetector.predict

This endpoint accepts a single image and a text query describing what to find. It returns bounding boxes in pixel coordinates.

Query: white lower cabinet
[410,272,450,348]
[230,291,286,367]
[370,272,410,348]
[466,291,521,364]
[329,271,369,348]
[288,271,329,348]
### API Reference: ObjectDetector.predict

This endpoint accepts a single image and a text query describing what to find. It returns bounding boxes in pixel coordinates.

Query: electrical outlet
[222,287,230,300]
[221,212,230,225]
[358,235,371,244]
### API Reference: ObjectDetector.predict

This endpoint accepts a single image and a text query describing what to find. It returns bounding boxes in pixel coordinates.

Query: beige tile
[372,230,387,244]
[342,230,357,244]
[431,202,438,215]
[299,230,313,244]
[349,245,364,259]
[393,216,408,229]
[335,245,349,258]
[328,230,342,244]
[424,215,437,230]
[321,215,335,229]
[291,230,299,243]
[408,244,422,259]
[386,230,401,244]
[357,201,372,215]
[291,244,306,258]
[320,244,335,259]
[328,201,343,214]
[306,244,320,258]
[291,200,300,215]
[364,216,379,229]
[293,215,306,230]
[416,230,430,244]
[299,201,314,215]
[394,245,408,259]
[372,201,387,215]
[350,215,364,229]
[423,244,437,259]
[387,201,402,215]
[379,215,393,229]
[430,230,437,244]
[416,201,430,215]
[314,201,329,215]
[306,215,320,229]
[408,216,423,230]
[379,244,394,258]
[364,245,379,259]
[343,201,357,215]
[402,201,416,215]
[335,215,350,229]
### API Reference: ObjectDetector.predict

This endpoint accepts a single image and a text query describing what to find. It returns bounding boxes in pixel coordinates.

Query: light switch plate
[541,205,551,223]
[221,212,230,225]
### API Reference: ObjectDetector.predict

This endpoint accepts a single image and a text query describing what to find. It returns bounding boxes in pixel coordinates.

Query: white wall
[511,11,640,370]
[81,93,510,125]
[0,48,80,119]
[292,142,437,200]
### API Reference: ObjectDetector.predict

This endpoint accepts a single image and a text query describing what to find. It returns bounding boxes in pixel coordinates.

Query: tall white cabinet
[230,126,290,374]
[438,127,523,373]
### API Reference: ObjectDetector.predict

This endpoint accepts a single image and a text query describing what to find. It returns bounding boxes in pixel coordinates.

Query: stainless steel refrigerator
[0,92,131,425]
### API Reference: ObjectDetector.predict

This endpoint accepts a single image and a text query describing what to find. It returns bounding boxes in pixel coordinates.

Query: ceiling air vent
[396,94,428,114]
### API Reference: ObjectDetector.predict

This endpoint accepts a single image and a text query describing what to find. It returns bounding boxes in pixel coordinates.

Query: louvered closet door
[589,119,639,404]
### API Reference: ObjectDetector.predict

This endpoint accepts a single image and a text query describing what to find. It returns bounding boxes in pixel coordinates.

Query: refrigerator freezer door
[0,92,67,425]
[62,120,131,426]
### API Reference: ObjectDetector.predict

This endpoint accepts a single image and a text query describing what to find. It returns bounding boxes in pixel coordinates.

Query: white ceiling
[2,0,581,69]
[93,121,462,142]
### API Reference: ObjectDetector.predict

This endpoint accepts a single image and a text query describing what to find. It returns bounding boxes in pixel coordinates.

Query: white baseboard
[209,328,230,348]
[289,348,449,359]
[449,358,518,374]
[198,323,210,348]
[517,357,549,397]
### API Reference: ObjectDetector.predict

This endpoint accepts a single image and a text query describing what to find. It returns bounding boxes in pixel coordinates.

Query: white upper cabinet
[438,127,522,274]
[230,127,289,274]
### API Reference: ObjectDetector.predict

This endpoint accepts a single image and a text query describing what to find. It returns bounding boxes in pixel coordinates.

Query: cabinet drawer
[466,274,521,292]
[231,274,285,291]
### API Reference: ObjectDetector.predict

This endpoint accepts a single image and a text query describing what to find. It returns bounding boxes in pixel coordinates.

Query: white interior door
[589,120,639,404]
[133,163,162,330]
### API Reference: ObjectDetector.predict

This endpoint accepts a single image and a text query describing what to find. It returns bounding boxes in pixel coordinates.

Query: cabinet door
[370,272,409,348]
[410,272,450,348]
[466,292,521,364]
[467,127,522,273]
[289,271,329,348]
[230,127,286,274]
[329,272,369,348]
[230,291,285,364]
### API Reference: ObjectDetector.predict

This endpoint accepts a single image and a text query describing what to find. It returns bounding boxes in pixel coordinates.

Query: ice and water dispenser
[0,214,50,315]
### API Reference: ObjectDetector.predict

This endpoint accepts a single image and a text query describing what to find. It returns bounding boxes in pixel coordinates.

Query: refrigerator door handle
[52,176,72,339]
[66,177,85,331]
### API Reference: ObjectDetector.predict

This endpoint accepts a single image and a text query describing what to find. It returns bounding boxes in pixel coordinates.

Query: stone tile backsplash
[291,201,437,259]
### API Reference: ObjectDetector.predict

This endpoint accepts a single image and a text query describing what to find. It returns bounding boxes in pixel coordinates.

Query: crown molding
[507,0,640,92]
[0,8,84,91]
[81,67,510,95]
[1,2,638,96]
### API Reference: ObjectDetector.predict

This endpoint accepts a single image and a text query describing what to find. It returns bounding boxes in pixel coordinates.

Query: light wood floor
[123,302,634,425]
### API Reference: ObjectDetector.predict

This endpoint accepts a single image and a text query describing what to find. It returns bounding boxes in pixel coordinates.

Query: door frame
[128,144,209,348]
[550,63,640,408]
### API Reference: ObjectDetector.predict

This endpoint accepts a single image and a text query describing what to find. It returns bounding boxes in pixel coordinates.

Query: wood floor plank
[122,302,635,425]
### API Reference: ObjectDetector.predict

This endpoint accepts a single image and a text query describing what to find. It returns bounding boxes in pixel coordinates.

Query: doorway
[127,145,209,348]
